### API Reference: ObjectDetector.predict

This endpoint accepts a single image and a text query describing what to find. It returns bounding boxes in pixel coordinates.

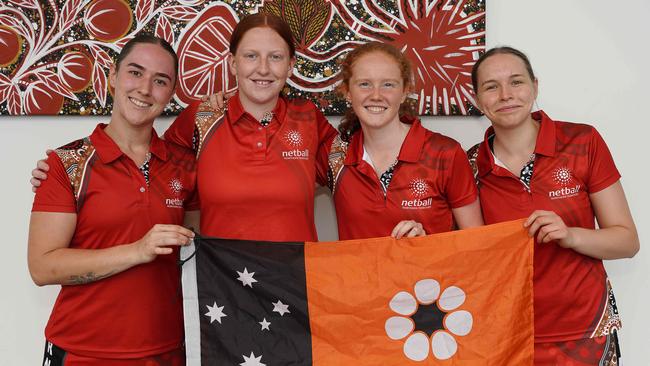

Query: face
[345,51,408,130]
[109,43,176,128]
[228,27,295,111]
[475,53,538,130]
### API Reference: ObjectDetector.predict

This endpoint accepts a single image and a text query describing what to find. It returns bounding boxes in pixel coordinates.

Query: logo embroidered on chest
[165,178,184,208]
[402,178,433,209]
[281,129,309,160]
[548,166,580,200]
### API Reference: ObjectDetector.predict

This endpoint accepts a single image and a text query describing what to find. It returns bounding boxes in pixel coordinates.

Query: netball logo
[166,178,184,208]
[402,178,432,209]
[282,130,309,160]
[549,167,580,200]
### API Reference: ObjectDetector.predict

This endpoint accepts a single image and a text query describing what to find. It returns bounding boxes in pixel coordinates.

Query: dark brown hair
[229,13,295,57]
[337,42,416,141]
[471,46,535,92]
[116,34,178,81]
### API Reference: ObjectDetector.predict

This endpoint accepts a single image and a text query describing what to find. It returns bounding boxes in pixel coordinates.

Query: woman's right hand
[134,224,195,264]
[30,149,52,192]
[202,90,235,110]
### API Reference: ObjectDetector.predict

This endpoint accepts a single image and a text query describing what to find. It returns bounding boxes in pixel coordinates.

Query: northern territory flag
[181,220,533,365]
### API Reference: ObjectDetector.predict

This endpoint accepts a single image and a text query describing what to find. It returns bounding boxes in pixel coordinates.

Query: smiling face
[109,42,176,128]
[345,51,408,131]
[228,26,295,113]
[475,53,538,130]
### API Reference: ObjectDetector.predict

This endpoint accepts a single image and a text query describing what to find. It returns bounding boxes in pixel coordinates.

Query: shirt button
[139,187,146,193]
[256,142,263,148]
[258,126,263,131]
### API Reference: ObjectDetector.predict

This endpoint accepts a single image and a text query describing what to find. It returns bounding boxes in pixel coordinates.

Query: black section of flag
[194,236,312,365]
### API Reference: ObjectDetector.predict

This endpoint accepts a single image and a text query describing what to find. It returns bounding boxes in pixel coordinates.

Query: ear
[227,52,236,76]
[533,78,539,100]
[287,57,296,78]
[109,64,117,86]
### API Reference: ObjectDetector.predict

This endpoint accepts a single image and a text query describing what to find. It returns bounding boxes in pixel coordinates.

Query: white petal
[403,332,430,361]
[385,316,414,340]
[414,279,440,304]
[438,286,466,311]
[389,291,417,315]
[445,310,473,336]
[431,331,457,360]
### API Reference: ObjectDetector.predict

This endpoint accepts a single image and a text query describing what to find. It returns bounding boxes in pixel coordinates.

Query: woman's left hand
[524,210,575,248]
[391,220,426,239]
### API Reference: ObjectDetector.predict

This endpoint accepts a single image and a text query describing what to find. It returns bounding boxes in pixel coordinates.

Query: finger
[36,159,50,171]
[225,91,237,99]
[406,227,419,238]
[154,247,174,255]
[394,222,417,239]
[30,177,42,188]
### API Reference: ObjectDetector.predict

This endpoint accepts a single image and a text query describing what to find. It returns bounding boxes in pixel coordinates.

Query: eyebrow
[480,73,525,87]
[127,63,172,81]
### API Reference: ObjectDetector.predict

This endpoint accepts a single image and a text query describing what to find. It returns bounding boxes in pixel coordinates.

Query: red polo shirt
[164,94,337,241]
[330,119,477,240]
[472,110,622,342]
[32,124,197,358]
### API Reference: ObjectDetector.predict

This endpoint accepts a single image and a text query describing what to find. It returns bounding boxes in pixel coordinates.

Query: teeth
[253,80,272,85]
[366,106,386,112]
[129,97,151,108]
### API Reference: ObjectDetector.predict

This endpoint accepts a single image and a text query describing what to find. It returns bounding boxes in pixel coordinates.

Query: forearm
[567,225,639,260]
[29,243,143,286]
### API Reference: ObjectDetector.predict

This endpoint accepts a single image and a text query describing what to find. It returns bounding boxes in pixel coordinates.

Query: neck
[362,118,411,174]
[239,94,279,121]
[104,122,152,165]
[492,115,540,158]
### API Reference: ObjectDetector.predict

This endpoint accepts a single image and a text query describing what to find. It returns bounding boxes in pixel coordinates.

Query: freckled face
[475,53,538,130]
[345,51,408,130]
[109,43,176,127]
[229,27,295,112]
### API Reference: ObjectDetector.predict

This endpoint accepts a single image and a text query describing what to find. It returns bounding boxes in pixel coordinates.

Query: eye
[358,81,371,88]
[129,70,142,77]
[483,84,497,91]
[154,79,168,87]
[270,54,284,61]
[243,53,257,60]
[383,81,397,88]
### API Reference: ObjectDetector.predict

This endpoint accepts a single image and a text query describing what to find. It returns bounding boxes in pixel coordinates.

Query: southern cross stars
[240,351,266,366]
[237,267,258,288]
[272,300,290,316]
[259,318,271,331]
[205,302,227,324]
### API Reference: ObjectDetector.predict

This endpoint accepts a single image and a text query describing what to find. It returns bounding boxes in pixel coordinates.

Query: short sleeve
[446,143,479,208]
[164,101,200,150]
[587,127,621,193]
[314,109,339,187]
[32,152,76,213]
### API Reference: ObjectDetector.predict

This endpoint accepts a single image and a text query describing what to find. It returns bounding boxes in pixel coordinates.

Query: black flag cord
[176,231,203,302]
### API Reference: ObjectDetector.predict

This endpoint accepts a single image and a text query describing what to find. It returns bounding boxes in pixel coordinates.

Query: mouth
[250,79,275,87]
[364,105,388,113]
[496,105,520,113]
[129,97,152,108]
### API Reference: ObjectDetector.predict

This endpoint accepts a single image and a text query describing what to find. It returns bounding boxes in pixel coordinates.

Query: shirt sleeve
[32,152,76,213]
[446,143,479,208]
[163,101,200,150]
[587,126,621,193]
[314,108,339,187]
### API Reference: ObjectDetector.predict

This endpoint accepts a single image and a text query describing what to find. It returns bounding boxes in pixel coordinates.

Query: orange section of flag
[305,219,534,365]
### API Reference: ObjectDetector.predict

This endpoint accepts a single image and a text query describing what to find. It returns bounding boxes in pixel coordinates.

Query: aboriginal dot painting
[0,0,485,116]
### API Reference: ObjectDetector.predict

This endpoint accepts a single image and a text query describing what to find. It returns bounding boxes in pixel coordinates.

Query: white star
[259,318,271,331]
[272,300,290,316]
[204,302,226,324]
[237,267,258,288]
[240,351,266,366]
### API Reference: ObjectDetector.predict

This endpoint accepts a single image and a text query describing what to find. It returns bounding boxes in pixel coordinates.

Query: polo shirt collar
[344,117,426,165]
[226,92,287,126]
[476,109,556,177]
[90,123,168,164]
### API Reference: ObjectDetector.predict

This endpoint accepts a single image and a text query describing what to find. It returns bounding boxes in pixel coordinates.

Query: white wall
[1,1,648,363]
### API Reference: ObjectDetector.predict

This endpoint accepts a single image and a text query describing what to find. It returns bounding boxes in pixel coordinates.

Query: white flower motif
[169,178,183,194]
[385,279,473,361]
[552,167,573,186]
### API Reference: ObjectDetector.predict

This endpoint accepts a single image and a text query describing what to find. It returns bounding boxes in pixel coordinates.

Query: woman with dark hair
[468,46,639,365]
[329,42,483,239]
[28,35,196,365]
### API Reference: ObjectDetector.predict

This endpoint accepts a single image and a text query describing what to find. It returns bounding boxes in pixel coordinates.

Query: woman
[467,46,639,365]
[28,35,196,365]
[163,13,337,241]
[327,42,483,239]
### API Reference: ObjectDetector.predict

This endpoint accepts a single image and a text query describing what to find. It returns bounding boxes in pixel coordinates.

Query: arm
[524,181,639,259]
[451,198,484,229]
[28,212,195,286]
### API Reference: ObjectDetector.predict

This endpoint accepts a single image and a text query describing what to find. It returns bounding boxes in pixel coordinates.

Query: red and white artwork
[0,0,485,116]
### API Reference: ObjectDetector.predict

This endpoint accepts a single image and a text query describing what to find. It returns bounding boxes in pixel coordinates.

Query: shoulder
[286,97,323,116]
[423,129,464,151]
[553,119,598,139]
[54,136,95,171]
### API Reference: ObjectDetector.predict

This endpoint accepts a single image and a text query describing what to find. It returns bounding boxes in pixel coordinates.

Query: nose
[370,85,382,99]
[498,85,513,101]
[137,77,153,96]
[258,57,270,75]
